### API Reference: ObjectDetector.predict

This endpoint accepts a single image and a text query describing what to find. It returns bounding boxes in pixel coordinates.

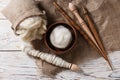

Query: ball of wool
[50,25,72,48]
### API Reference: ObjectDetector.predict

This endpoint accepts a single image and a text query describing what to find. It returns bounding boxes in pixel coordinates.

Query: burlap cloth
[2,0,120,76]
[2,0,46,35]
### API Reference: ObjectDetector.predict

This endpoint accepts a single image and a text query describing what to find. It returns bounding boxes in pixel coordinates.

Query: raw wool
[17,16,73,70]
[16,16,47,42]
[50,25,72,48]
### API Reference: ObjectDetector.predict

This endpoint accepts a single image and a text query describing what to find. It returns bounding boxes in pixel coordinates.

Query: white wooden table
[0,0,120,80]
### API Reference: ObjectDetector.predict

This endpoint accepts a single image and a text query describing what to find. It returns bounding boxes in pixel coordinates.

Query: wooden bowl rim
[44,22,77,55]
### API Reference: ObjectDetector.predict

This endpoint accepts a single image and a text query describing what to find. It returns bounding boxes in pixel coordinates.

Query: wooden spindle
[82,6,113,70]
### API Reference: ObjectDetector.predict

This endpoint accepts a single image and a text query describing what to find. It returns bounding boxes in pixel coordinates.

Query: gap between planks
[0,50,21,52]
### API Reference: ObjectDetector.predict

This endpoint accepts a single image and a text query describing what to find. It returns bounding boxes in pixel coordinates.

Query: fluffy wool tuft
[16,16,47,42]
[50,25,72,48]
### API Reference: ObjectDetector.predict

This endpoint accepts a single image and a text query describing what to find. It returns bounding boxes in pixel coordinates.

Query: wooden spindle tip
[69,2,77,12]
[70,64,80,71]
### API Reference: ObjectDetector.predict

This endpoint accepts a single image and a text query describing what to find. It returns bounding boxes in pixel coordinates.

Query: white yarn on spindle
[23,46,71,69]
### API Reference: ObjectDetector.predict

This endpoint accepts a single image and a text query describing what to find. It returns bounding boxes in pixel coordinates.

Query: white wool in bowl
[50,25,72,48]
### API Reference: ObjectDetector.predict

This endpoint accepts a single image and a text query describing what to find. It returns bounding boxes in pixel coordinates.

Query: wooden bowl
[44,22,77,55]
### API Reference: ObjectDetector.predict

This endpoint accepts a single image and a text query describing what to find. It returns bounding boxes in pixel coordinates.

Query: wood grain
[0,0,120,80]
[0,51,120,80]
[0,20,21,50]
[0,52,39,80]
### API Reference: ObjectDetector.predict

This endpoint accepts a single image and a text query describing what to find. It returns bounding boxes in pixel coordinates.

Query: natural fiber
[2,0,120,76]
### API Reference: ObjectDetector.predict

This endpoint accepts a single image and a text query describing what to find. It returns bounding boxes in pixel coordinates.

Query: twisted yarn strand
[23,46,72,69]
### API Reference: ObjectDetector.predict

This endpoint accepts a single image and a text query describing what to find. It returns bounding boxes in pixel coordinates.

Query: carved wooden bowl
[44,22,77,55]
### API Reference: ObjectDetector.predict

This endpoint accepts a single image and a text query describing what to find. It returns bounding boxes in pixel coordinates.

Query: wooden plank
[0,51,120,80]
[0,52,39,80]
[0,13,6,19]
[0,20,21,50]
